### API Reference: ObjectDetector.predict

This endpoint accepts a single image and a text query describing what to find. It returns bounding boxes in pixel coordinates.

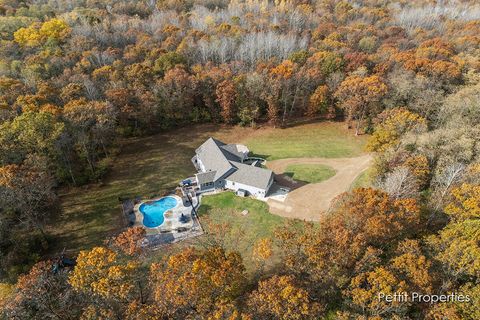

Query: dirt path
[266,154,372,221]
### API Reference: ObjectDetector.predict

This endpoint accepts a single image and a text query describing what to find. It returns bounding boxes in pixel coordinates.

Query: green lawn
[350,167,374,190]
[51,121,365,256]
[244,121,367,160]
[284,164,336,183]
[49,124,242,254]
[197,192,290,272]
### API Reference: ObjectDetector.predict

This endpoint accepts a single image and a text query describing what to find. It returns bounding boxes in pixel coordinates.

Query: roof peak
[206,137,226,146]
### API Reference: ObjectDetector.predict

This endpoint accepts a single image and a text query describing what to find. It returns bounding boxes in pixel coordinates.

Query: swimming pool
[139,196,178,228]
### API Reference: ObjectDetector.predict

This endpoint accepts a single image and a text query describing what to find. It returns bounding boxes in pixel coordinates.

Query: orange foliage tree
[216,79,237,124]
[111,226,146,256]
[149,246,246,318]
[246,275,323,320]
[277,188,421,298]
[335,74,388,135]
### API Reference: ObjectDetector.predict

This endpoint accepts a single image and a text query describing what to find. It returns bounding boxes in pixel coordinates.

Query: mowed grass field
[245,121,367,159]
[50,121,367,256]
[284,164,337,183]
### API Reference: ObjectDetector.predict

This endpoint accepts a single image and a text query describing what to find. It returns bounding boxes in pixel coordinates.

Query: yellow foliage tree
[69,247,139,300]
[270,59,295,79]
[428,220,480,280]
[0,283,13,310]
[252,238,273,262]
[246,275,323,320]
[39,18,71,42]
[306,85,330,118]
[445,183,480,221]
[14,18,70,47]
[13,22,42,47]
[347,267,408,318]
[391,239,433,293]
[366,107,427,152]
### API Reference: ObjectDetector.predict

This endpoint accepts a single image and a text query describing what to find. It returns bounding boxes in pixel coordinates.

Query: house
[191,138,274,198]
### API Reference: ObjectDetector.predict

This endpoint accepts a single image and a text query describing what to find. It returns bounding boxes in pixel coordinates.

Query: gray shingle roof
[195,137,273,190]
[196,138,235,180]
[220,144,246,159]
[196,171,216,184]
[226,161,274,190]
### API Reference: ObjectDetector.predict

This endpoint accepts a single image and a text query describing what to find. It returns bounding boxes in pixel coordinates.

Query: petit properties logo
[378,292,471,304]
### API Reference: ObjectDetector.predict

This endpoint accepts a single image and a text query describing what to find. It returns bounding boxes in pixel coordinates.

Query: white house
[191,138,274,198]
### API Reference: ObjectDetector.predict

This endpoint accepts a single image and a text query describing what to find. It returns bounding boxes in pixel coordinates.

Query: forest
[0,0,480,319]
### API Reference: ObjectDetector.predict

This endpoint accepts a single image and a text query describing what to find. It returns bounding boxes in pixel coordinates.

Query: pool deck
[134,195,194,235]
[132,193,204,249]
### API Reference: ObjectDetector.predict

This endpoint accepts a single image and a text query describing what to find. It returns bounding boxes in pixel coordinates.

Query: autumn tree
[14,18,70,47]
[428,183,480,292]
[68,246,144,318]
[149,246,246,318]
[0,155,56,236]
[62,99,117,179]
[252,237,273,275]
[111,226,146,256]
[439,82,480,127]
[216,79,237,124]
[346,266,409,318]
[0,111,64,168]
[306,84,330,118]
[444,183,480,221]
[366,107,428,152]
[277,188,421,299]
[306,51,344,76]
[335,74,388,135]
[3,261,82,319]
[246,275,323,320]
[153,51,187,76]
[391,239,434,294]
[155,66,195,126]
[269,60,306,126]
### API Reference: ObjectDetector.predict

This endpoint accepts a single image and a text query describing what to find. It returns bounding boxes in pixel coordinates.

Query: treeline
[0,0,479,318]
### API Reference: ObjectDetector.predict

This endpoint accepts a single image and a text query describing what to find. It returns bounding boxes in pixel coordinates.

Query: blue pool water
[139,196,178,228]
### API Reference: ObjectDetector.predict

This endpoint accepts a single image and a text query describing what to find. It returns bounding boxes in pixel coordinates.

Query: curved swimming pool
[139,196,178,228]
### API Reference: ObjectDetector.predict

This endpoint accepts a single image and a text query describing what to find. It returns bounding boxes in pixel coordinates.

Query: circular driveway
[266,154,373,221]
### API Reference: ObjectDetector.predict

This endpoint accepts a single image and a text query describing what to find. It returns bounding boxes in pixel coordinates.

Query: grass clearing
[51,121,364,255]
[284,164,336,183]
[350,167,374,190]
[49,124,247,255]
[198,192,291,272]
[244,121,367,160]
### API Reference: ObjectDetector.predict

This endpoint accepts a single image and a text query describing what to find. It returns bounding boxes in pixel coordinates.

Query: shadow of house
[273,173,308,191]
[248,153,271,160]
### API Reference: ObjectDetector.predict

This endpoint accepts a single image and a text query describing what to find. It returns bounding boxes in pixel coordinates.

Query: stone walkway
[266,154,373,221]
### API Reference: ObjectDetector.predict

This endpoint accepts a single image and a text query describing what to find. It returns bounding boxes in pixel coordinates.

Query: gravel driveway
[266,154,373,221]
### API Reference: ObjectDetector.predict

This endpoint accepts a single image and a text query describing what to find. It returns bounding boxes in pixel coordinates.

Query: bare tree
[377,167,418,199]
[430,162,466,211]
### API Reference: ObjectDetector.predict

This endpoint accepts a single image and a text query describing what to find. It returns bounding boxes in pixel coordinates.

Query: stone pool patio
[131,193,204,249]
